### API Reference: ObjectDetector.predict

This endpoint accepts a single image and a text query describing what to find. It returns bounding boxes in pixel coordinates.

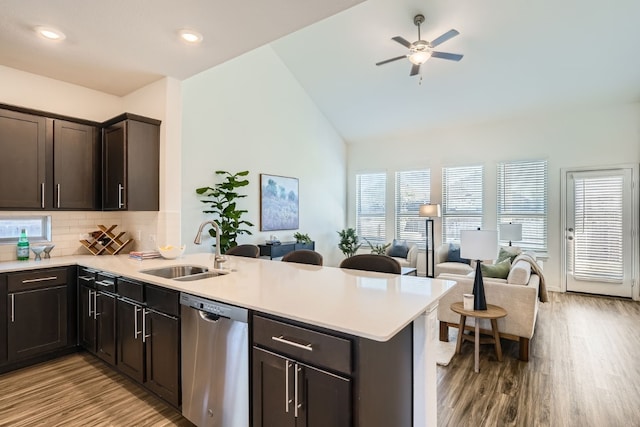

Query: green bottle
[17,228,30,261]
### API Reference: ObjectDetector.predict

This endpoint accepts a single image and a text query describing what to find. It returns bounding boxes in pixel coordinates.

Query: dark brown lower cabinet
[117,298,145,382]
[78,282,96,351]
[95,292,117,366]
[253,348,351,427]
[145,308,181,407]
[7,285,67,361]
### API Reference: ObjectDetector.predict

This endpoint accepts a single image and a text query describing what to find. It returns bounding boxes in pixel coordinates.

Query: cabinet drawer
[117,277,144,302]
[78,267,97,288]
[146,285,179,317]
[253,315,352,375]
[95,272,117,293]
[8,268,68,292]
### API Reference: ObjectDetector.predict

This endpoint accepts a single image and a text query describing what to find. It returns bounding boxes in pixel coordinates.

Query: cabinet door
[102,121,126,210]
[96,292,117,366]
[126,120,159,211]
[0,109,46,209]
[117,298,145,383]
[253,348,296,427]
[299,364,351,427]
[53,120,98,209]
[7,285,67,361]
[78,284,96,352]
[145,309,180,407]
[0,275,7,364]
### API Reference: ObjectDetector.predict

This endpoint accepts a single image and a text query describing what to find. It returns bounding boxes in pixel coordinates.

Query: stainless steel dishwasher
[180,293,249,427]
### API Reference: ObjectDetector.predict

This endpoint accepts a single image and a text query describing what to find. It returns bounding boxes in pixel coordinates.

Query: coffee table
[450,302,507,373]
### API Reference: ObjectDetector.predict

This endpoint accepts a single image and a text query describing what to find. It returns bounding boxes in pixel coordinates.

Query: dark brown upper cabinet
[0,108,47,209]
[52,119,100,210]
[102,114,160,211]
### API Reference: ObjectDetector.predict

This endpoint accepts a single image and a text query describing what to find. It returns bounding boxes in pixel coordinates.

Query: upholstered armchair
[385,242,418,269]
[434,243,474,276]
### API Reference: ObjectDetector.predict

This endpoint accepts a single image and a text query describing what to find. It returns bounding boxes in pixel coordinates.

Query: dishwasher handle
[198,310,223,323]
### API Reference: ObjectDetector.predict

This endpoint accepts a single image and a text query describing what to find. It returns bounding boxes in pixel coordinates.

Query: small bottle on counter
[17,228,30,261]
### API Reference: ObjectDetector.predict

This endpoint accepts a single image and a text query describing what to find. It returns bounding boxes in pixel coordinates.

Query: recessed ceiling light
[34,26,66,41]
[178,29,203,44]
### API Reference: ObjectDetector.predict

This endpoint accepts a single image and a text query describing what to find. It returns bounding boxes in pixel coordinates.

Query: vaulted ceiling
[2,0,640,143]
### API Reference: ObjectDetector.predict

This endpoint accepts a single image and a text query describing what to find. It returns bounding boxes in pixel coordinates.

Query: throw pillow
[446,244,471,265]
[496,246,521,264]
[388,239,409,258]
[481,259,511,279]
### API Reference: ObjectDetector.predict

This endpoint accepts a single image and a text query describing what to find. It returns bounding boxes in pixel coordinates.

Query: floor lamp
[419,204,441,278]
[460,229,498,310]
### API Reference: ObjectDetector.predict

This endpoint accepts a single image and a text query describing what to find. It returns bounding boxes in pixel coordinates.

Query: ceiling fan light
[408,51,431,65]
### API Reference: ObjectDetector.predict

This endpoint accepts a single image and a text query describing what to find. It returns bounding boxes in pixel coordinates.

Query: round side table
[450,302,507,373]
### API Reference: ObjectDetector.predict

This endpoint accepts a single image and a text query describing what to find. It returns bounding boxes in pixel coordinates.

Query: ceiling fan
[376,14,463,76]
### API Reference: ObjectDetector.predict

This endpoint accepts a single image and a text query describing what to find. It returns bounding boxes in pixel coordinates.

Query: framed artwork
[260,174,299,231]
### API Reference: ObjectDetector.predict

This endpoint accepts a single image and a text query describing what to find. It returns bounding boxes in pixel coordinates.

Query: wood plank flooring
[437,292,640,427]
[0,352,192,427]
[0,292,638,426]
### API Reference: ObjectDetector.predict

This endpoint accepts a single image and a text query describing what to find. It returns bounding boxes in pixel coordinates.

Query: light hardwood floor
[0,292,638,426]
[437,292,640,427]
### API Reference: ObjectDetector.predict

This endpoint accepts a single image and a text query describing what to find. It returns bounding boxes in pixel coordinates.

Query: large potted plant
[337,228,362,258]
[196,170,254,253]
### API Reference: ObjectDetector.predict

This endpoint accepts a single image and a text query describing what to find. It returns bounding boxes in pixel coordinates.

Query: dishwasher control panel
[180,292,248,322]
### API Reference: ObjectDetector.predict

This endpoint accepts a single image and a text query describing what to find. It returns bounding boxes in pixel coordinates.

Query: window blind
[395,169,430,249]
[573,174,624,282]
[497,160,548,252]
[356,172,386,244]
[442,165,483,243]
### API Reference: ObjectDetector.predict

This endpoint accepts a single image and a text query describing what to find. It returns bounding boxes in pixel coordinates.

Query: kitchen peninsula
[0,253,455,427]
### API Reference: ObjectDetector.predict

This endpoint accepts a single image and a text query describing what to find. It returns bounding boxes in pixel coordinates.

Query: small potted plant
[364,238,390,255]
[293,232,312,244]
[337,228,362,258]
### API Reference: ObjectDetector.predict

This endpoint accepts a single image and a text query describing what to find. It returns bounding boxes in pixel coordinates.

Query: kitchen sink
[173,270,229,281]
[140,265,209,279]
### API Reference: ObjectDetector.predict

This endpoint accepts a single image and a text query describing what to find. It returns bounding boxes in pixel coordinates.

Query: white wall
[0,66,178,258]
[181,45,347,266]
[347,101,640,289]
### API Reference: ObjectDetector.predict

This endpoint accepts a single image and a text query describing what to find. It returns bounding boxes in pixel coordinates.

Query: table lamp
[499,222,522,246]
[419,204,441,278]
[460,229,498,310]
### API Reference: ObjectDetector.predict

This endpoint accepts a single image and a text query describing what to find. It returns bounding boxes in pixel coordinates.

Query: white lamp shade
[419,204,441,218]
[499,223,522,242]
[460,230,498,260]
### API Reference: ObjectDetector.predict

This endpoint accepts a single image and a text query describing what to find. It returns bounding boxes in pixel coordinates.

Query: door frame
[560,164,639,301]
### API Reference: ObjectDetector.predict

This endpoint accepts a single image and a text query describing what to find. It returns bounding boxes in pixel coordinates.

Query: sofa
[437,252,541,361]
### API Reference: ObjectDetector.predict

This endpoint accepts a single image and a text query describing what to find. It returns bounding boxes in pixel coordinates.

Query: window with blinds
[356,172,386,244]
[395,170,430,249]
[442,165,483,243]
[572,174,624,282]
[497,160,547,252]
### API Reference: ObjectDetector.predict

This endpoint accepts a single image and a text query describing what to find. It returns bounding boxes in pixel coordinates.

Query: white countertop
[0,254,456,342]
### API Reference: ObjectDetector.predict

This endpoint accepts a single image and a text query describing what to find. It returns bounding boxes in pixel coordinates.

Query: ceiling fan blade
[429,29,459,47]
[410,63,420,76]
[431,51,464,61]
[376,55,408,66]
[392,36,412,48]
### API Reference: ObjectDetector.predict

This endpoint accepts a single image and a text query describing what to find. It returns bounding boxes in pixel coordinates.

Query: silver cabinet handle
[88,290,93,318]
[294,364,300,418]
[41,182,45,208]
[10,294,15,323]
[95,280,113,287]
[22,276,58,284]
[93,292,99,319]
[285,361,291,413]
[272,335,313,352]
[118,183,124,208]
[142,309,151,342]
[134,305,141,339]
[79,275,94,282]
[56,184,61,208]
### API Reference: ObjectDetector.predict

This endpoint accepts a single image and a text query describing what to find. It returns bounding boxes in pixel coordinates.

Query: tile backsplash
[0,211,160,262]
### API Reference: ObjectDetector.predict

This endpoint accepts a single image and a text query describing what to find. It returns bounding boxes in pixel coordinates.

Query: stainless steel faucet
[194,220,226,269]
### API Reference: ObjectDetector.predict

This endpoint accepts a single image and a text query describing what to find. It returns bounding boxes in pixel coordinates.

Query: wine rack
[80,224,133,255]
